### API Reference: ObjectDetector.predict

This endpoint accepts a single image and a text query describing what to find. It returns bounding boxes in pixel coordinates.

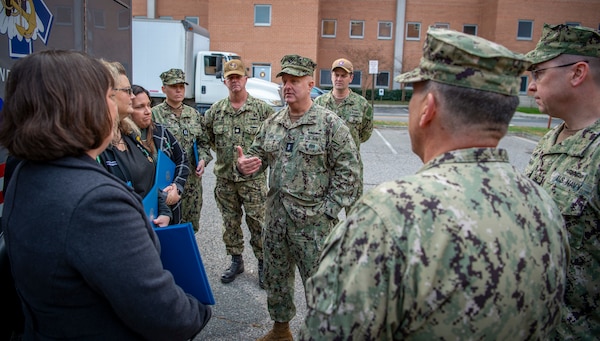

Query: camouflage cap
[526,24,600,66]
[394,27,530,96]
[277,54,317,77]
[224,59,246,78]
[332,58,353,73]
[160,68,188,85]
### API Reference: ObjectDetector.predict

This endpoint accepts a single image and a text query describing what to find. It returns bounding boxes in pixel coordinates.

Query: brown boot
[256,321,293,341]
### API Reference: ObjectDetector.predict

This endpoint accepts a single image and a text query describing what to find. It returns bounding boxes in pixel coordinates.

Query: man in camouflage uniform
[237,54,360,341]
[299,27,570,340]
[197,59,274,288]
[152,68,205,232]
[524,24,600,340]
[314,58,373,209]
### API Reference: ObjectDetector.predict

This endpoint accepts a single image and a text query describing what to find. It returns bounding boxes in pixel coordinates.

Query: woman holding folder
[130,84,190,225]
[97,61,172,226]
[0,50,211,340]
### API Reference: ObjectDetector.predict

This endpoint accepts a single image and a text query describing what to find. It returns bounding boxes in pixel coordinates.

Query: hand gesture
[236,146,262,175]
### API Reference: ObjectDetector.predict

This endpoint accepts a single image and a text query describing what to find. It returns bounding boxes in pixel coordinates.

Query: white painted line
[375,129,398,154]
[513,135,539,145]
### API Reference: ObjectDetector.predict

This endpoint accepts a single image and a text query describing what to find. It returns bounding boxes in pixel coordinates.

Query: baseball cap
[277,54,317,77]
[160,68,188,85]
[394,27,530,96]
[224,59,246,78]
[526,24,600,66]
[332,58,353,73]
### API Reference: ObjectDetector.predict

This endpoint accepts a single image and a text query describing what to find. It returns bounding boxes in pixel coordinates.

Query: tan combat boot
[256,321,293,341]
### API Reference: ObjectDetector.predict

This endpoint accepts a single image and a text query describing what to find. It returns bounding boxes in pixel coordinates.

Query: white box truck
[132,18,284,112]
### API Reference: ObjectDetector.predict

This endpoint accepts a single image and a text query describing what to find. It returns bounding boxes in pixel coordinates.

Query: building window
[378,21,393,39]
[520,76,528,94]
[463,24,477,35]
[517,20,533,40]
[434,22,450,29]
[93,9,105,29]
[322,19,336,38]
[185,16,199,25]
[406,22,421,40]
[55,6,72,26]
[320,69,332,86]
[254,5,271,26]
[350,20,364,39]
[118,9,130,30]
[159,16,173,20]
[376,72,390,87]
[566,22,580,27]
[350,70,362,87]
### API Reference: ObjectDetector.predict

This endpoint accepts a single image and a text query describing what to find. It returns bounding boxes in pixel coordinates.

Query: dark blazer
[2,155,210,340]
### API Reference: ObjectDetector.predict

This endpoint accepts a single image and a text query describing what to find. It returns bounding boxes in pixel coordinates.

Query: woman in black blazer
[0,50,211,340]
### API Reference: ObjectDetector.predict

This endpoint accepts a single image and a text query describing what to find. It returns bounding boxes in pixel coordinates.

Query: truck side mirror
[215,70,223,79]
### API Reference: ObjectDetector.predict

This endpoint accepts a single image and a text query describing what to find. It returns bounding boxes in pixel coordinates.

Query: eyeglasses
[530,60,588,81]
[114,87,133,95]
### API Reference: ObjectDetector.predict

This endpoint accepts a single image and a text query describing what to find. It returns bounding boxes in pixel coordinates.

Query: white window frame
[350,70,362,87]
[463,24,478,35]
[118,9,130,30]
[185,16,199,25]
[519,75,528,94]
[565,22,580,27]
[517,20,534,40]
[254,4,271,27]
[319,69,332,86]
[55,6,72,26]
[376,71,390,88]
[434,22,450,29]
[93,9,105,29]
[350,20,365,39]
[378,21,393,40]
[321,19,336,38]
[406,22,421,40]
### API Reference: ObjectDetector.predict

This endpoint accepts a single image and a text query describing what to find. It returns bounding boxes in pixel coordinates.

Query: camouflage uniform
[152,102,204,231]
[247,101,360,322]
[300,148,569,340]
[524,24,600,340]
[525,120,600,340]
[198,94,274,259]
[314,89,373,203]
[300,28,570,340]
[314,91,373,150]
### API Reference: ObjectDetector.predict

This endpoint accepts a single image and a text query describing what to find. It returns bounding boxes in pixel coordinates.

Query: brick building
[132,0,599,94]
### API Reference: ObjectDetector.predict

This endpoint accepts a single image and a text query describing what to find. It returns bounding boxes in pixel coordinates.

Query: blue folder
[142,187,158,223]
[155,149,176,190]
[153,223,215,305]
[142,149,175,226]
[193,140,199,167]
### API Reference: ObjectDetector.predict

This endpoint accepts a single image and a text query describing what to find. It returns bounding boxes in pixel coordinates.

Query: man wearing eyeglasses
[152,68,205,232]
[524,23,600,340]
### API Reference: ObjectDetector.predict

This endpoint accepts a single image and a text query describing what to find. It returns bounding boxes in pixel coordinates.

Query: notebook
[155,149,176,190]
[153,223,215,305]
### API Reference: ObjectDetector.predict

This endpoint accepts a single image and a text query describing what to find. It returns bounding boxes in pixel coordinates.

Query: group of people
[299,23,599,341]
[0,22,598,341]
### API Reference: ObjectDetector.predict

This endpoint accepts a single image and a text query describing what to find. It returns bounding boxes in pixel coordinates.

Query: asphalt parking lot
[191,127,540,340]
